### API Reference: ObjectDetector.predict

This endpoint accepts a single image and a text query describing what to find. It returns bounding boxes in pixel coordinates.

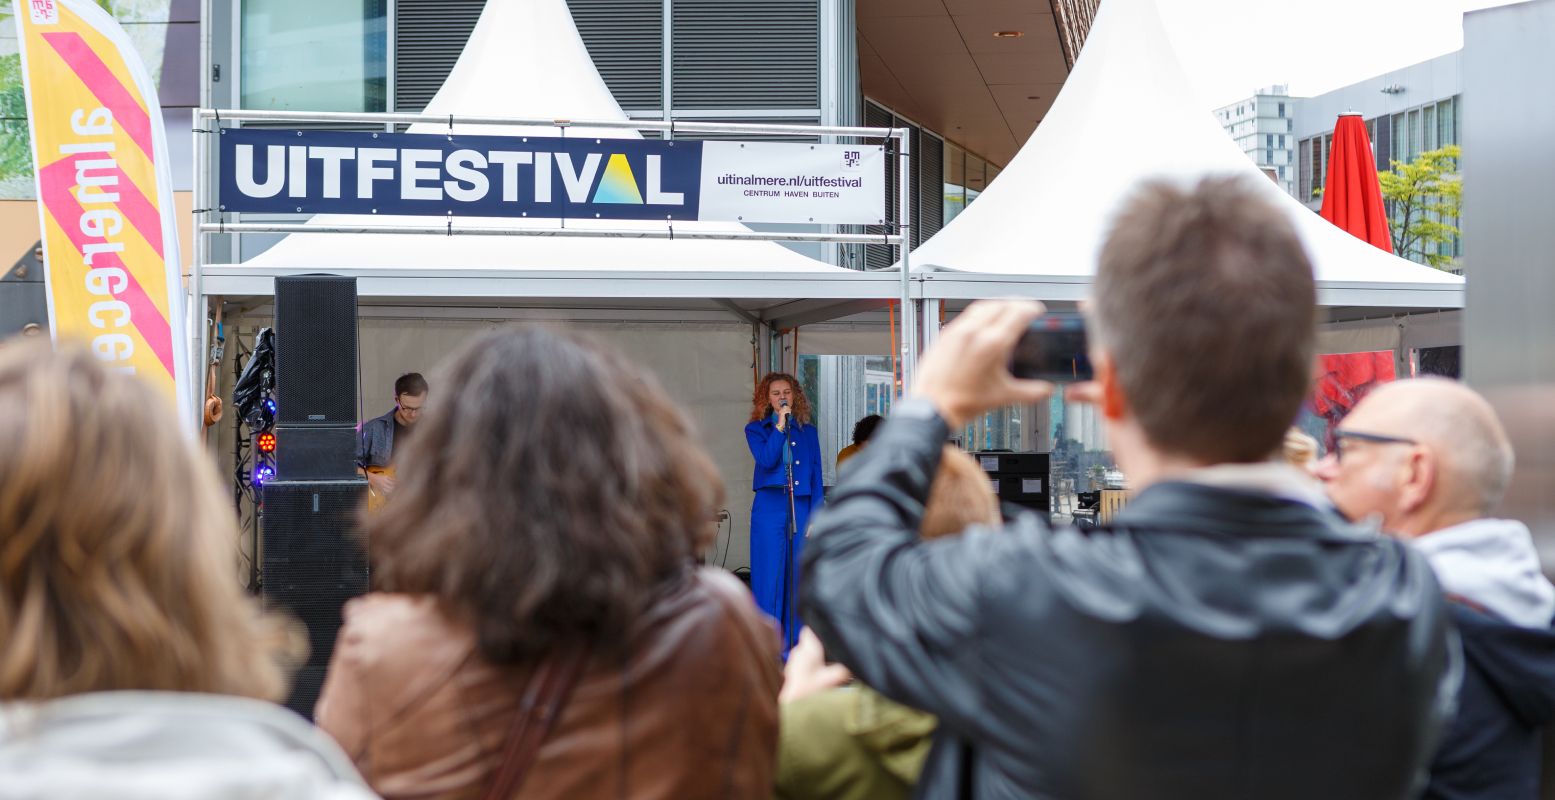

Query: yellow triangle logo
[592,153,645,204]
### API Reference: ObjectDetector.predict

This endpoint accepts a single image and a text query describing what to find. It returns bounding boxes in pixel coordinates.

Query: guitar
[366,465,396,513]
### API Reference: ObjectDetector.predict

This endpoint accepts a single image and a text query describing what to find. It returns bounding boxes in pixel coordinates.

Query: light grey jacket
[0,691,377,800]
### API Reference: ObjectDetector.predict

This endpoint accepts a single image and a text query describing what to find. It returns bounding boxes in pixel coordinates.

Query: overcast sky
[1154,0,1525,108]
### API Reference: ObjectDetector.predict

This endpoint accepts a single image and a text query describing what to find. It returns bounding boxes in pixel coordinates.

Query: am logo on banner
[14,0,190,418]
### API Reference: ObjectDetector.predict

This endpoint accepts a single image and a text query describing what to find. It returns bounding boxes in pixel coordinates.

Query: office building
[1215,84,1295,196]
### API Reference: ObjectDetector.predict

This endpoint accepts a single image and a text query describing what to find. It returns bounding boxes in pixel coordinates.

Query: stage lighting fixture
[256,432,276,453]
[253,463,276,486]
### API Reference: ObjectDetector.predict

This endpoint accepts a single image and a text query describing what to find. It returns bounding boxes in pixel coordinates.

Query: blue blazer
[745,414,825,499]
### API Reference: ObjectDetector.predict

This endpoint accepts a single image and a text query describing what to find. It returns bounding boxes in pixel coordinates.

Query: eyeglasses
[1331,429,1417,461]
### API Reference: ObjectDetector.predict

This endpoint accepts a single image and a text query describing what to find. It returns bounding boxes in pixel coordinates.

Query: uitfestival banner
[15,0,188,412]
[218,129,889,226]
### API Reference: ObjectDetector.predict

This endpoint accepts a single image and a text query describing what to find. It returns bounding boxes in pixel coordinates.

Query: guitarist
[357,373,428,503]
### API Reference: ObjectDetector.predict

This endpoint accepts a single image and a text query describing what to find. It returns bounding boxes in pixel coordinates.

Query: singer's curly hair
[749,371,811,425]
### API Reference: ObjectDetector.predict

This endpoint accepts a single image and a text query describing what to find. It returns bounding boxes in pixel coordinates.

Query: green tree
[1378,145,1462,270]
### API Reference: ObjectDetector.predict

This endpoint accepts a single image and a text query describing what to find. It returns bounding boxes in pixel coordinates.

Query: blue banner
[217,129,705,221]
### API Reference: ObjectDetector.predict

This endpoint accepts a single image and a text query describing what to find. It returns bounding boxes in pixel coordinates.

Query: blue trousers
[751,486,812,652]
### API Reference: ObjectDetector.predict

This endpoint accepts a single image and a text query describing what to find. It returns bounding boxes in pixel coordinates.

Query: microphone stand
[782,411,800,655]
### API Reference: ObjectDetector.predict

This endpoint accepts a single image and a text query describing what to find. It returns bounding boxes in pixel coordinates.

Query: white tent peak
[415,0,634,140]
[244,0,846,274]
[908,0,1463,291]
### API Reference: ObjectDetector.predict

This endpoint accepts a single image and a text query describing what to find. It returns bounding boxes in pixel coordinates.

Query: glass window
[1265,134,1273,148]
[1278,165,1286,180]
[242,0,387,112]
[1407,108,1422,161]
[1439,97,1457,147]
[959,405,1024,453]
[943,141,967,224]
[1391,112,1405,167]
[1278,102,1286,118]
[805,355,896,485]
[1423,104,1438,151]
[964,154,986,207]
[1046,392,1120,519]
[1298,138,1312,200]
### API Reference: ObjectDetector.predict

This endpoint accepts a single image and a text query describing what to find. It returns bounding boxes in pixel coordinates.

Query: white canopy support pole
[897,129,913,396]
[196,223,901,246]
[195,109,893,140]
[923,298,941,350]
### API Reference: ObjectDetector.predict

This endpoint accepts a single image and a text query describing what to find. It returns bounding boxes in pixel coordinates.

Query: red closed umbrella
[1319,113,1393,253]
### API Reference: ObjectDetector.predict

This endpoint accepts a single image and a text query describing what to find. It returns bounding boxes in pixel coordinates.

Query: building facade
[1214,85,1296,197]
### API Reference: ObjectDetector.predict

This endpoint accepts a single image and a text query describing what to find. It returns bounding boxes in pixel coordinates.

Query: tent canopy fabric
[904,0,1464,309]
[237,0,854,278]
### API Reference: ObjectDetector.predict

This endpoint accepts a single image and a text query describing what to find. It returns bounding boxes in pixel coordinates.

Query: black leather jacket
[801,411,1457,800]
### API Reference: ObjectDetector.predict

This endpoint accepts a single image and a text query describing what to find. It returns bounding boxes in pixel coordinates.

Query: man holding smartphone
[800,176,1456,799]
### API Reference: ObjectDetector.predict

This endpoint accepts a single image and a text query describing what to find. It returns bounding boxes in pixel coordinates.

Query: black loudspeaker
[273,425,358,480]
[261,479,368,720]
[274,275,358,427]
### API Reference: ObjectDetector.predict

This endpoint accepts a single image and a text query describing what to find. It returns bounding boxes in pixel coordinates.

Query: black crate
[972,452,1050,475]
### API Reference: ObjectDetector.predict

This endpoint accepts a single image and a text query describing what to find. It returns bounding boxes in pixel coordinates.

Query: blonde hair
[0,342,296,701]
[922,447,1002,540]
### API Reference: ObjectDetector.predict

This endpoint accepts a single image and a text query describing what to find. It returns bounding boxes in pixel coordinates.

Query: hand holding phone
[1010,313,1093,382]
[912,300,1055,427]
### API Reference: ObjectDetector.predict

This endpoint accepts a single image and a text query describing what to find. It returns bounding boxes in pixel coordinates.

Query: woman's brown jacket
[316,569,781,800]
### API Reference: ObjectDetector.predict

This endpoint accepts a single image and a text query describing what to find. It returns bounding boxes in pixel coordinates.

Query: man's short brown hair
[1093,176,1317,464]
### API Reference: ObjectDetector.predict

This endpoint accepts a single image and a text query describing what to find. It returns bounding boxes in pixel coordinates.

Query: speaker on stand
[261,275,366,720]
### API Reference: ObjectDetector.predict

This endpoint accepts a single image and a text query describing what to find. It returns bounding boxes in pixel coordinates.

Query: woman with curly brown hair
[0,342,371,800]
[315,327,781,799]
[744,372,825,653]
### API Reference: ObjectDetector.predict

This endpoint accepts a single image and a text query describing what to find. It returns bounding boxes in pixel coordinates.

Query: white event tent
[202,0,906,568]
[906,0,1463,348]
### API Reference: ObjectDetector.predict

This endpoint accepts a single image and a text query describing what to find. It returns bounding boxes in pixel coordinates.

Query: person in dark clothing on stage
[745,372,824,654]
[1319,378,1555,800]
[801,176,1456,799]
[357,372,428,502]
[835,414,883,469]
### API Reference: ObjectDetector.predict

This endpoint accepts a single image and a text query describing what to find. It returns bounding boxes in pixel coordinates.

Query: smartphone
[1010,313,1093,382]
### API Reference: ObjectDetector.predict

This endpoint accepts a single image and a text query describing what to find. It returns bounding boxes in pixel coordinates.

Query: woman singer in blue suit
[744,372,824,652]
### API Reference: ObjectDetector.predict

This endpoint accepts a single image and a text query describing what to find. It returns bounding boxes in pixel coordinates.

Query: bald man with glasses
[1317,377,1555,800]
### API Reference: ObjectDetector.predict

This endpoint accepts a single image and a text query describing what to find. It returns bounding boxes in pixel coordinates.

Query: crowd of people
[0,174,1549,800]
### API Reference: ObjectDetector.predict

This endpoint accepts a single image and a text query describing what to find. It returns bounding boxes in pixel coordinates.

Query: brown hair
[0,342,295,701]
[394,372,428,397]
[369,327,724,664]
[1094,176,1317,463]
[922,447,1001,540]
[749,371,812,425]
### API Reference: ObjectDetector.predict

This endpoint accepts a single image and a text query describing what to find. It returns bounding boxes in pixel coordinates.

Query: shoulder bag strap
[480,643,592,800]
